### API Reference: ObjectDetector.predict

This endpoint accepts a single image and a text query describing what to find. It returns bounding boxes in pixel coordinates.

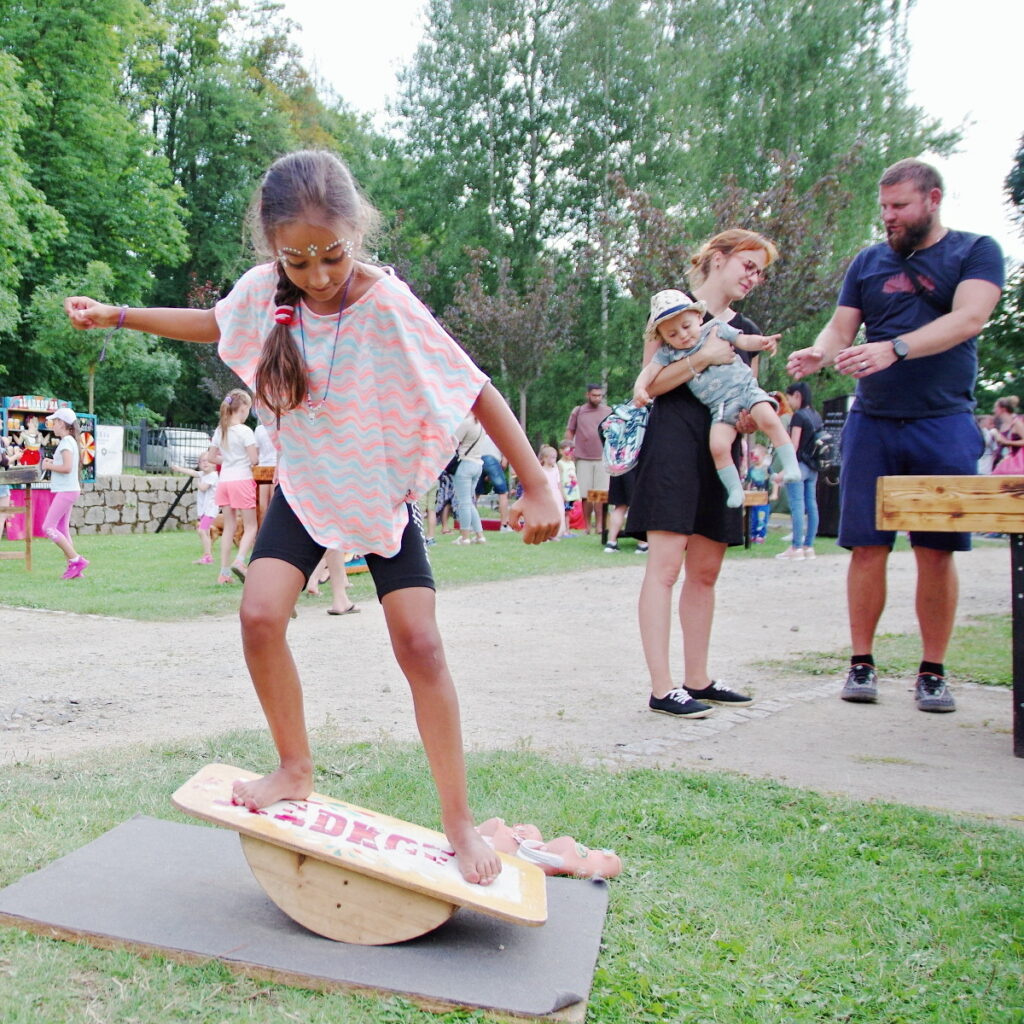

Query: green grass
[765,614,1013,688]
[0,521,809,620]
[2,526,1018,1021]
[1,736,1022,1024]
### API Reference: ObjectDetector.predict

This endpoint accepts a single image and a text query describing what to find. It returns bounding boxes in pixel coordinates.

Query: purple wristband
[117,306,128,329]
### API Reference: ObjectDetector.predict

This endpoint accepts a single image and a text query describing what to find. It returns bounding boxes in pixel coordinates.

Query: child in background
[435,470,455,534]
[172,451,220,564]
[557,440,580,537]
[538,445,563,536]
[976,414,1000,474]
[633,289,801,508]
[306,548,359,615]
[209,388,258,584]
[253,420,278,520]
[0,434,10,540]
[64,148,561,885]
[40,408,88,578]
[744,443,778,543]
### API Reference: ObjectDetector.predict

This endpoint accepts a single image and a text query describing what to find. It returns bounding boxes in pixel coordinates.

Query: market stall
[1,395,97,541]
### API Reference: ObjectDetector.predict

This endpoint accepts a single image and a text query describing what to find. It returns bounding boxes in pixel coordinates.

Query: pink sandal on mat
[516,836,622,879]
[476,819,621,878]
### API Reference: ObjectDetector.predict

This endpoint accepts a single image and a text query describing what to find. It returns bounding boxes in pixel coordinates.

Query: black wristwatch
[890,338,910,361]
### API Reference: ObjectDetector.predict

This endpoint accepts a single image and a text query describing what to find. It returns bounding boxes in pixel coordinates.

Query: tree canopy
[0,0,984,440]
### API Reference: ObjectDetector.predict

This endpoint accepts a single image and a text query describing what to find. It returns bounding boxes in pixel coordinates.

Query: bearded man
[786,159,1004,714]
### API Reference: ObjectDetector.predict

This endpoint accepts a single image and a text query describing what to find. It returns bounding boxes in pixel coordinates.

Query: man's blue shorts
[476,453,509,495]
[838,409,984,552]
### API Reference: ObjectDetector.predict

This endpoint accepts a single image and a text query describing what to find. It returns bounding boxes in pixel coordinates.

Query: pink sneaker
[63,557,89,580]
[193,554,213,565]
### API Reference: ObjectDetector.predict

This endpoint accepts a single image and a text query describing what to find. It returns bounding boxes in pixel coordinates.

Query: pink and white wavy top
[216,263,487,557]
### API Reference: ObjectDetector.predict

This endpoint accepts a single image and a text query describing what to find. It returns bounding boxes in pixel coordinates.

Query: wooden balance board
[171,764,548,945]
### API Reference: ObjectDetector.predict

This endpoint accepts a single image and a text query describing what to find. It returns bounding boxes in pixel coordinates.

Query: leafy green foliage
[28,262,181,420]
[443,249,582,428]
[1005,131,1024,230]
[3,0,190,299]
[0,52,66,342]
[977,264,1023,402]
[396,0,957,435]
[0,0,967,435]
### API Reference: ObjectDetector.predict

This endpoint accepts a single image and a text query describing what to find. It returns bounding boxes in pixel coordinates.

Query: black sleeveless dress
[626,311,759,545]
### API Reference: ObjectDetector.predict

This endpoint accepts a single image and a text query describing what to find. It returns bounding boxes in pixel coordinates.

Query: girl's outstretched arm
[471,383,561,544]
[64,298,220,344]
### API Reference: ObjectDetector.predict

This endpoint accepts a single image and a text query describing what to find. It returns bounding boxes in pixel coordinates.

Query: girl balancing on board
[65,149,562,885]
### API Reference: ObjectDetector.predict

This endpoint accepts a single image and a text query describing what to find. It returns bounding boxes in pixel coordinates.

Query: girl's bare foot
[448,822,502,885]
[231,764,313,811]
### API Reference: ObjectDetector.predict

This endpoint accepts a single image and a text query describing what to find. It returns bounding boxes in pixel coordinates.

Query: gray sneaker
[915,673,956,713]
[841,663,878,703]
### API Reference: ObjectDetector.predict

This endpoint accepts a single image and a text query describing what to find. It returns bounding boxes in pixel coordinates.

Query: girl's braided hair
[248,150,381,420]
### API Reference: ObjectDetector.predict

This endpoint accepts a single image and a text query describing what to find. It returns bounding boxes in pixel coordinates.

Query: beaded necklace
[297,266,356,422]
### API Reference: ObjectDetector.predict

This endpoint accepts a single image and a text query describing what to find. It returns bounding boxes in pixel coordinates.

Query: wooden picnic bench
[0,477,36,571]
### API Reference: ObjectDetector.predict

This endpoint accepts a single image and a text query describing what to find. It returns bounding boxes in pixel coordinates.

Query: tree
[0,52,66,368]
[977,133,1024,405]
[27,262,181,421]
[2,0,190,303]
[122,0,385,420]
[649,0,956,249]
[1005,132,1024,230]
[395,0,957,402]
[443,250,581,430]
[395,0,577,302]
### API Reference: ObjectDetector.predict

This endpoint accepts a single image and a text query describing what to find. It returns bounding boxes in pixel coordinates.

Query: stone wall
[72,475,196,535]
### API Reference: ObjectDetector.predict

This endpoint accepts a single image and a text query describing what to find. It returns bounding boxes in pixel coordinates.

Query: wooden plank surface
[876,475,1024,533]
[172,764,547,928]
[239,834,456,944]
[0,484,32,569]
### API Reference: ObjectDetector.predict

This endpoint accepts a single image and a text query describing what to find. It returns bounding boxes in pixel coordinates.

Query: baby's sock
[717,465,745,508]
[777,443,801,483]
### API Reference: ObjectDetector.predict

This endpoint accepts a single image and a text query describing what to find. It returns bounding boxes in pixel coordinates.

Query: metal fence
[121,421,215,472]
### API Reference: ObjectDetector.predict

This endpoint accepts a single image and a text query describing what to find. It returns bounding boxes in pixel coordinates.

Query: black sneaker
[840,663,878,703]
[649,689,714,719]
[683,681,753,707]
[915,673,956,713]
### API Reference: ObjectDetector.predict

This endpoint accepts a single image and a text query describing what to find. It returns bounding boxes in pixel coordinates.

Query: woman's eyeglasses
[732,255,766,281]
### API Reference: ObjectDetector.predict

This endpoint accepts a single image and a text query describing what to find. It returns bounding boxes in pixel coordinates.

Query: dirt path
[2,543,1021,828]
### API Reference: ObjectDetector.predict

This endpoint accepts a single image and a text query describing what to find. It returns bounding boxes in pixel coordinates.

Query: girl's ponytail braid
[253,265,307,421]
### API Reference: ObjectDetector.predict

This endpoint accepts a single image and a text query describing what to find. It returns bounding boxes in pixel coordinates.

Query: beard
[886,212,934,256]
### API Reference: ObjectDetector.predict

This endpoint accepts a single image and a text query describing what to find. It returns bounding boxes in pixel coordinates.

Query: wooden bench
[0,484,34,571]
[875,474,1024,757]
[253,464,275,528]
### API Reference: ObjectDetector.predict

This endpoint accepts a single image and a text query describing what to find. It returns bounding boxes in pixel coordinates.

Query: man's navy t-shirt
[837,230,1004,418]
